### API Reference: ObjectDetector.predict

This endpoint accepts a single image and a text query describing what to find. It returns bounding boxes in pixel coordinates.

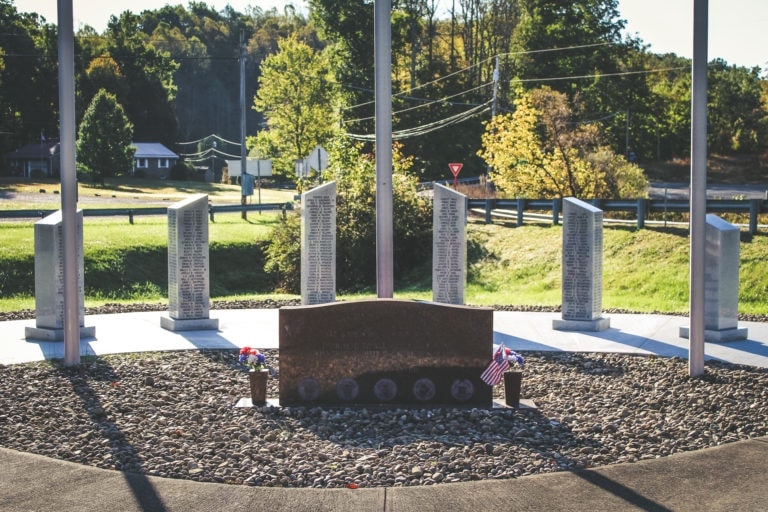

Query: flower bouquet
[239,347,267,371]
[239,347,268,405]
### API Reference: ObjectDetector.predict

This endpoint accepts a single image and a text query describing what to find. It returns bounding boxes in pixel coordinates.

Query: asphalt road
[648,182,768,200]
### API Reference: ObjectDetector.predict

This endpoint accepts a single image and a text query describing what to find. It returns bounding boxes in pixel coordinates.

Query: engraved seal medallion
[297,377,321,401]
[373,378,397,401]
[412,378,436,401]
[336,378,359,401]
[450,379,474,401]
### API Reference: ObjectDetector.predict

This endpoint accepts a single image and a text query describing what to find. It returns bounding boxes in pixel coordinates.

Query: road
[649,182,768,200]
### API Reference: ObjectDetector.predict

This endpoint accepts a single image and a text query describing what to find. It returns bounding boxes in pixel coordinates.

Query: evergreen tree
[76,89,135,185]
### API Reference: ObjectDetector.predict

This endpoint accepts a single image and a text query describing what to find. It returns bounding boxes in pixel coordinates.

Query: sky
[14,0,768,70]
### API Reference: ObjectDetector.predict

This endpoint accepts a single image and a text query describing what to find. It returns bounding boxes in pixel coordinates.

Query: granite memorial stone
[279,300,493,407]
[300,181,336,305]
[553,197,610,331]
[25,210,95,341]
[680,214,747,341]
[161,194,218,331]
[433,183,466,304]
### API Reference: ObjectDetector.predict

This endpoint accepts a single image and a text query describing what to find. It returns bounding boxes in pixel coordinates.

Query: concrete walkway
[2,309,768,511]
[2,309,768,368]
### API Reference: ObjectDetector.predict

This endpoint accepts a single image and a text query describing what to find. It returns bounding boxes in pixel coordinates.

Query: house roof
[132,142,179,159]
[5,142,59,160]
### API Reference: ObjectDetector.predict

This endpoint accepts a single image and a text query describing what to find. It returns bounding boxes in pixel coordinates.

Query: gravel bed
[1,348,766,488]
[2,299,766,323]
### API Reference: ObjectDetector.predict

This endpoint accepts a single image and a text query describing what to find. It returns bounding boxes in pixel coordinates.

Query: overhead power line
[176,133,241,147]
[516,66,689,84]
[345,100,491,141]
[343,81,493,125]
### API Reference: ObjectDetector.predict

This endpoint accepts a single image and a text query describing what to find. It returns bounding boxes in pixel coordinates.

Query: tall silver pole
[689,0,708,377]
[240,30,248,219]
[375,0,393,298]
[58,0,80,366]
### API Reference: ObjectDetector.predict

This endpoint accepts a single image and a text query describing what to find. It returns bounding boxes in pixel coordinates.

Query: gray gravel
[1,349,766,489]
[2,299,767,323]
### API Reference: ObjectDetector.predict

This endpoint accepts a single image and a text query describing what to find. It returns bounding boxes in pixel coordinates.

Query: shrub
[263,212,301,293]
[170,161,192,181]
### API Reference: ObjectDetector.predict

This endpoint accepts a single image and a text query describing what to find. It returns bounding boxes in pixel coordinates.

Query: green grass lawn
[3,216,767,315]
[2,174,767,315]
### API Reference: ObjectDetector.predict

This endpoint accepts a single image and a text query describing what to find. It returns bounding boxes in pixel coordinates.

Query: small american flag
[480,345,510,386]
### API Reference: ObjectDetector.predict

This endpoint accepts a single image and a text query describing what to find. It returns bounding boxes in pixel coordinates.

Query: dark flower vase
[249,370,268,406]
[504,371,522,408]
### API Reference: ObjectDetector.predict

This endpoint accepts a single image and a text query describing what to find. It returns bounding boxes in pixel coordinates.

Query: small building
[4,141,61,178]
[132,142,180,179]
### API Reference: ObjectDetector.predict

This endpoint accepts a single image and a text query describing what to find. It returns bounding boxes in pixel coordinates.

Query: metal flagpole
[58,0,80,366]
[689,0,708,377]
[375,0,393,298]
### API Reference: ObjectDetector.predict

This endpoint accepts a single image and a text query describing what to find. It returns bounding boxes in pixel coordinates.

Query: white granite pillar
[301,181,336,305]
[680,214,747,341]
[432,183,466,304]
[553,197,610,331]
[25,210,95,341]
[161,194,218,331]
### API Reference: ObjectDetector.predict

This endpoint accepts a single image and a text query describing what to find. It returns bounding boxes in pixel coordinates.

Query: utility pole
[485,55,500,193]
[625,108,631,158]
[211,140,216,176]
[240,30,248,220]
[490,55,500,121]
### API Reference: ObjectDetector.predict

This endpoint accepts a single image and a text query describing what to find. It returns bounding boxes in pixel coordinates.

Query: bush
[263,212,301,293]
[170,161,193,181]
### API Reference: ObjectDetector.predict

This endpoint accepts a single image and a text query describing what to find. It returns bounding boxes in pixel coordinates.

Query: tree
[103,12,178,145]
[0,2,59,155]
[707,60,766,154]
[76,89,135,185]
[478,86,647,199]
[253,36,341,178]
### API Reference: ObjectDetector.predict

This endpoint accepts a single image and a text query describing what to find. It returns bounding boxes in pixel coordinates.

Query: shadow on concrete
[493,331,562,352]
[572,469,674,512]
[707,338,768,359]
[583,328,690,358]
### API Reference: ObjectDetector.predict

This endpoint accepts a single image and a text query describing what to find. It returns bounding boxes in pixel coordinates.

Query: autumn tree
[252,36,341,178]
[479,86,647,199]
[76,89,135,185]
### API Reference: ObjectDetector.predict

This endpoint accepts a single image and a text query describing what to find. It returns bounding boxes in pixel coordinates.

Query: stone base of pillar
[25,325,96,341]
[160,316,219,332]
[679,326,748,342]
[553,317,611,332]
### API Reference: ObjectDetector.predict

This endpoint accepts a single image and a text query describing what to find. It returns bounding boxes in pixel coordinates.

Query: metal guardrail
[468,198,768,234]
[0,202,293,223]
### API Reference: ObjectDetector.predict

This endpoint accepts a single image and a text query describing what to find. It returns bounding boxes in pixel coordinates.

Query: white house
[132,142,179,179]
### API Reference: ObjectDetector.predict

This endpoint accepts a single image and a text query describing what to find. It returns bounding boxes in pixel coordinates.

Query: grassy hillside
[1,216,767,314]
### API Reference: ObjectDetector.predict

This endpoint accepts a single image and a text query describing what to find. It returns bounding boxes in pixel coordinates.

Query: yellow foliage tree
[478,87,648,199]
